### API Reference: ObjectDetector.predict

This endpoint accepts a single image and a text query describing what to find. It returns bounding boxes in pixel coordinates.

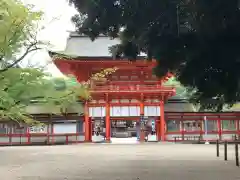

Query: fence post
[216,139,220,157]
[234,134,237,141]
[9,132,12,145]
[224,141,228,161]
[198,136,201,144]
[174,137,177,143]
[235,142,239,167]
[66,134,69,145]
[20,134,22,145]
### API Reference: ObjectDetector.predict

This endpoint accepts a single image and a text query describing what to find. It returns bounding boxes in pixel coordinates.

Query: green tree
[0,68,89,124]
[164,77,199,111]
[0,0,43,71]
[164,77,196,100]
[0,0,91,124]
[70,0,240,110]
[0,0,118,124]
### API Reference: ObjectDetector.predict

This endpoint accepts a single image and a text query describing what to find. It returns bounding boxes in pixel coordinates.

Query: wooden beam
[55,58,157,65]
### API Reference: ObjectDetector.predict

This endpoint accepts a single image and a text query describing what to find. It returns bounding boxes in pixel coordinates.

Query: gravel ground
[0,143,239,180]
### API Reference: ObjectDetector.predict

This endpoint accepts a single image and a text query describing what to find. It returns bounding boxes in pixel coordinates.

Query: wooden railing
[90,85,176,93]
[0,133,85,146]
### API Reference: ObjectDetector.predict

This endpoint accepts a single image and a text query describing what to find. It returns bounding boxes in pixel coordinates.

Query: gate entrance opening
[91,118,105,142]
[110,118,158,142]
[111,120,137,138]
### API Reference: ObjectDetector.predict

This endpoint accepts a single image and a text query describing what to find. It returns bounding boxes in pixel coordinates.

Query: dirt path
[0,143,239,180]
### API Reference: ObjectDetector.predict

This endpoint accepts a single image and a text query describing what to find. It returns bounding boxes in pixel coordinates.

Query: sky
[21,0,78,77]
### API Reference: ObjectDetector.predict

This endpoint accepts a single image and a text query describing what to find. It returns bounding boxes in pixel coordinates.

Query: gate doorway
[110,118,159,143]
[91,118,105,143]
[111,120,137,138]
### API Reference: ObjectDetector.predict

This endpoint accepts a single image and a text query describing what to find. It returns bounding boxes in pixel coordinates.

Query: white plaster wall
[53,123,77,134]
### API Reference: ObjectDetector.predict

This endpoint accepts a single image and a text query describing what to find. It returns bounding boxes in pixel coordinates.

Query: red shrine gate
[54,58,175,142]
[86,86,175,142]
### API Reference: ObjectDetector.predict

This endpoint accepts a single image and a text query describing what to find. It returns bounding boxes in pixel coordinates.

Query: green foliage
[0,0,43,70]
[0,68,89,124]
[70,0,240,110]
[163,77,196,100]
[50,75,89,113]
[0,1,89,124]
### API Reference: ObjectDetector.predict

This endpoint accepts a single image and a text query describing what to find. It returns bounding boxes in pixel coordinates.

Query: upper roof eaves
[48,50,147,61]
[68,31,110,38]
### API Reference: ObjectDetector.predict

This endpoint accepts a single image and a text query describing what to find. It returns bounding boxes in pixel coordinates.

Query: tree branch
[31,91,76,102]
[0,42,41,73]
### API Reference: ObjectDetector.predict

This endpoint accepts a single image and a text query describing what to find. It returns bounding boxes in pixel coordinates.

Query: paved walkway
[0,143,239,180]
[111,137,139,144]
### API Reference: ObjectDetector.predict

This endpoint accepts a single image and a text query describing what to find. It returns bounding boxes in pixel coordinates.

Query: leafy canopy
[0,0,42,71]
[0,68,89,124]
[0,64,117,124]
[0,0,90,124]
[70,0,240,111]
[163,77,196,100]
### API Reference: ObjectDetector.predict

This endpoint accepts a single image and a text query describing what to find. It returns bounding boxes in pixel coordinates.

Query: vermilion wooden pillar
[51,122,54,144]
[236,120,240,135]
[89,117,92,142]
[26,126,30,144]
[84,102,90,142]
[160,101,165,141]
[105,103,111,142]
[140,102,145,142]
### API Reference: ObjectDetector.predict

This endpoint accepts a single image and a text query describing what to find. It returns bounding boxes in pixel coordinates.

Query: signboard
[29,125,47,133]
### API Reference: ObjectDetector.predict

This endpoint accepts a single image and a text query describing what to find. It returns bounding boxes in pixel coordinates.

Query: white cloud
[21,0,78,77]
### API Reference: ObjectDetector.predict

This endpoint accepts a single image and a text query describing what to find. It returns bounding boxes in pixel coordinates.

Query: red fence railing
[165,118,240,142]
[0,133,85,146]
[0,117,239,145]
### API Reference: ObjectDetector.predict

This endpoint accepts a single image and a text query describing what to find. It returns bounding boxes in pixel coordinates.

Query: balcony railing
[90,85,176,93]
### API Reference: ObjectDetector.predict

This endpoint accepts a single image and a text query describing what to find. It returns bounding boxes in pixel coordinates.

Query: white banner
[110,106,140,117]
[111,106,121,116]
[129,106,140,116]
[144,106,160,116]
[89,106,159,117]
[89,107,106,117]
